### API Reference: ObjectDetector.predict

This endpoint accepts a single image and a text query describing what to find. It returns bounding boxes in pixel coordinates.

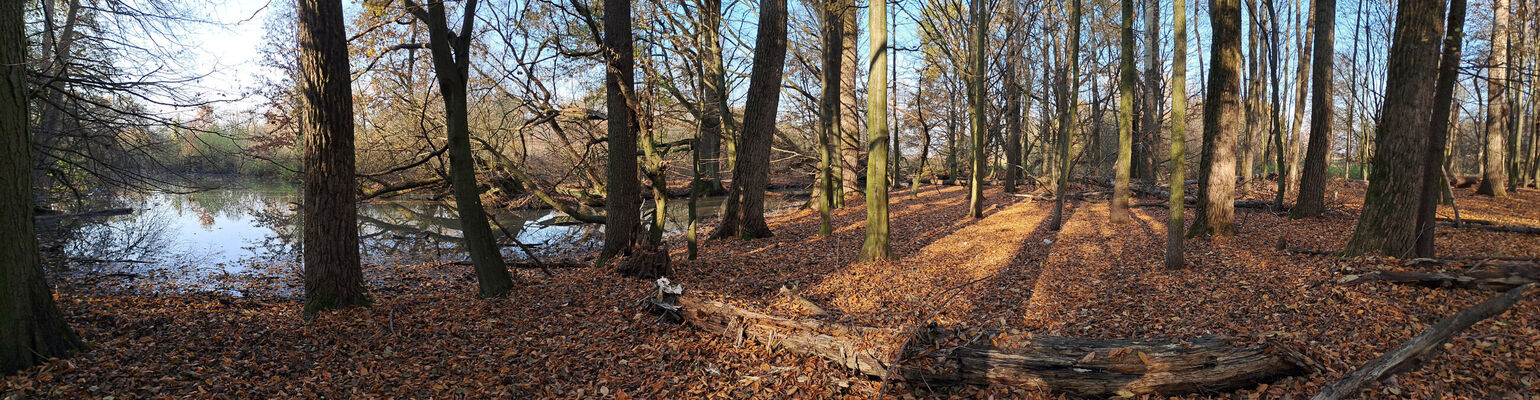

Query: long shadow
[669,185,1007,308]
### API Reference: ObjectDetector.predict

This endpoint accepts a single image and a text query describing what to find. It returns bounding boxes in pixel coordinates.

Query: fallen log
[662,285,1305,397]
[777,286,829,316]
[1337,265,1539,292]
[1311,283,1534,400]
[1436,221,1540,235]
[35,208,133,222]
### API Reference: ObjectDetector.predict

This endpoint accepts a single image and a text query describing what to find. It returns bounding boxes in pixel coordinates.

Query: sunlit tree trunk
[1112,0,1136,224]
[839,0,861,201]
[1415,0,1467,258]
[966,0,989,218]
[1,0,83,372]
[298,0,367,312]
[410,0,515,297]
[859,0,891,261]
[1165,0,1192,268]
[818,0,843,236]
[1240,0,1262,185]
[1049,0,1080,232]
[1291,0,1336,218]
[1190,0,1242,238]
[1344,0,1445,256]
[1478,0,1511,196]
[715,0,787,240]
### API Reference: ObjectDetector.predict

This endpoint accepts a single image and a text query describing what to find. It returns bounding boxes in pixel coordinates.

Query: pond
[40,180,798,293]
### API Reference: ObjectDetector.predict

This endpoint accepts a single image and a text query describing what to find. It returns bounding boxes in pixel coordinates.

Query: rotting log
[1436,220,1540,235]
[1311,283,1534,400]
[1338,265,1539,291]
[666,291,1306,397]
[35,208,133,222]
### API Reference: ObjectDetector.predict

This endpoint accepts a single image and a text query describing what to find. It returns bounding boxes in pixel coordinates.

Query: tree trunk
[415,0,515,296]
[1164,0,1191,269]
[1114,0,1139,224]
[715,0,788,240]
[1,0,84,372]
[859,0,891,261]
[1343,0,1446,257]
[966,0,989,218]
[1049,0,1081,231]
[1140,0,1163,182]
[1290,0,1336,218]
[839,0,862,199]
[297,0,367,312]
[1414,0,1468,258]
[1478,0,1511,197]
[817,0,843,236]
[1190,0,1243,238]
[695,0,727,195]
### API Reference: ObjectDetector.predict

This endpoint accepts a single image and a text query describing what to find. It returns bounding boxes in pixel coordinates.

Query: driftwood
[35,208,133,222]
[661,286,1305,397]
[1311,283,1534,400]
[1338,264,1540,292]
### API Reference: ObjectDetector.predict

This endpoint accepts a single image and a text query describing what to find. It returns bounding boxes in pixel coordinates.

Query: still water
[42,182,786,290]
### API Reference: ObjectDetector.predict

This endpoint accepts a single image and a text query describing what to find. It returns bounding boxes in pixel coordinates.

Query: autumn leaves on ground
[5,180,1540,399]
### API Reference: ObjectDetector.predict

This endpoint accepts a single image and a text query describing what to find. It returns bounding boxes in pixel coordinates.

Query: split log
[1338,265,1539,292]
[667,291,1305,397]
[1311,283,1534,400]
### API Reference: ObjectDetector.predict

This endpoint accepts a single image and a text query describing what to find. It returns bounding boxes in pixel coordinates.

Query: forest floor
[5,179,1540,399]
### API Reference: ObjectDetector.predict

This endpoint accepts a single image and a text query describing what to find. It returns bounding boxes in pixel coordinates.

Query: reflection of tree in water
[245,199,300,264]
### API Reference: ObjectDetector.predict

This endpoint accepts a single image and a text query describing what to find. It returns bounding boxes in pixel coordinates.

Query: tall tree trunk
[1343,0,1446,256]
[1050,0,1081,231]
[859,0,892,261]
[818,0,843,236]
[1,0,84,372]
[839,0,862,199]
[1190,0,1243,238]
[1478,0,1511,196]
[412,0,515,297]
[967,0,990,218]
[1004,53,1023,193]
[298,0,367,312]
[1140,0,1163,181]
[1291,0,1336,218]
[1112,0,1136,224]
[1282,0,1312,199]
[1415,0,1468,258]
[1266,0,1287,208]
[695,0,727,195]
[1166,0,1191,268]
[716,0,788,240]
[600,0,643,262]
[1240,0,1263,185]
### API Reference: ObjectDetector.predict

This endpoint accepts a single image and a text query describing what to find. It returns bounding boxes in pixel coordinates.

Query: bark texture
[1477,0,1511,197]
[715,0,788,240]
[1,0,84,372]
[412,0,515,296]
[602,0,643,262]
[1290,0,1336,219]
[297,0,368,312]
[1190,0,1243,237]
[1415,0,1468,258]
[1111,0,1136,224]
[1343,0,1445,256]
[859,0,891,261]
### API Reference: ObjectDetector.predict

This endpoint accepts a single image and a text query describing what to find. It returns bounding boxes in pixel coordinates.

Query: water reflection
[43,181,802,291]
